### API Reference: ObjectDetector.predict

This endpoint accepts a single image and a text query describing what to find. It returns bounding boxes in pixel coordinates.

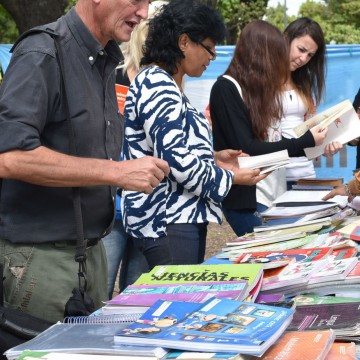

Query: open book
[237,150,290,174]
[293,99,360,159]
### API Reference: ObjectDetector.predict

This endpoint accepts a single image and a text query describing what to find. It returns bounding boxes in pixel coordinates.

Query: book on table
[307,257,358,285]
[260,258,329,291]
[295,177,344,187]
[133,264,263,296]
[102,280,249,314]
[249,329,335,360]
[292,294,360,306]
[237,150,290,174]
[286,301,360,341]
[114,298,294,356]
[234,247,333,270]
[4,313,168,360]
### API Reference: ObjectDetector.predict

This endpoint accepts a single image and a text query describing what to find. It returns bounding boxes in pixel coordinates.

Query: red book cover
[259,330,335,360]
[115,84,129,115]
[235,247,333,270]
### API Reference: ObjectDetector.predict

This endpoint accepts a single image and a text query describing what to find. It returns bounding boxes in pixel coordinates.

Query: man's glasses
[199,42,217,61]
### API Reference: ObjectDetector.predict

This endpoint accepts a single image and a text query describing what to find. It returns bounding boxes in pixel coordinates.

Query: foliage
[265,3,296,31]
[66,0,76,12]
[217,0,268,44]
[0,5,18,43]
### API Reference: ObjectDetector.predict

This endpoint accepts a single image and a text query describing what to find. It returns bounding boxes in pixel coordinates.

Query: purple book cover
[287,301,360,331]
[107,281,249,306]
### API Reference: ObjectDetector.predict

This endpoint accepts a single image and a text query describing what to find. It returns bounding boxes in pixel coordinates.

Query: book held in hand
[114,298,294,356]
[237,150,290,174]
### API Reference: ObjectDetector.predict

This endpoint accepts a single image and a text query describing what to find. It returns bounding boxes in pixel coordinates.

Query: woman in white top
[257,18,342,211]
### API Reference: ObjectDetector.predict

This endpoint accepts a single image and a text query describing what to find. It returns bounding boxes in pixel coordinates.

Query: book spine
[64,313,143,324]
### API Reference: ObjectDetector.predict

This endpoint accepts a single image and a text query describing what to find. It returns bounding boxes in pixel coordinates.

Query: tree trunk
[0,0,69,34]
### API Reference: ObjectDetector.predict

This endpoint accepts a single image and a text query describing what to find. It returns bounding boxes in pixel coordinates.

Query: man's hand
[322,186,346,201]
[117,156,170,194]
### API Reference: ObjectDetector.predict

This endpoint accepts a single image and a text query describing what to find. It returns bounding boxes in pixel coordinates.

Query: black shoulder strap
[11,26,88,291]
[11,27,60,53]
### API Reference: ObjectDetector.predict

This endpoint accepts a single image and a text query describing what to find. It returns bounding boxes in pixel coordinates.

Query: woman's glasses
[199,42,217,61]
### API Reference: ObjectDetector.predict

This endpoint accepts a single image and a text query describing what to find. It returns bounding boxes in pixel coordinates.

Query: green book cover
[134,264,263,292]
[293,294,360,306]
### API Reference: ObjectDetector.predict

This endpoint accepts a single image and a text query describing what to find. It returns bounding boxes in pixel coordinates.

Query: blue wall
[185,44,360,183]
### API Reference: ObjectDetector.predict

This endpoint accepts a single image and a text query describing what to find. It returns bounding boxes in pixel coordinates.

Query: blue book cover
[114,298,294,356]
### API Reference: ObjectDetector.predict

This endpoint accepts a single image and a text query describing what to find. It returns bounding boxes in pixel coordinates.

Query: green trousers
[0,238,107,323]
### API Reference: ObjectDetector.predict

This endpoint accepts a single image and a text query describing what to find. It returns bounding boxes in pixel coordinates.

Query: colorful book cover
[257,330,335,360]
[133,264,263,293]
[331,247,358,259]
[261,259,329,291]
[106,281,249,307]
[114,298,294,356]
[325,342,357,360]
[287,301,360,332]
[115,84,129,115]
[308,257,358,284]
[234,247,332,269]
[163,350,241,359]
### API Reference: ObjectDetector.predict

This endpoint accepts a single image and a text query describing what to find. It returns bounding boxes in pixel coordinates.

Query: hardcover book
[114,298,294,356]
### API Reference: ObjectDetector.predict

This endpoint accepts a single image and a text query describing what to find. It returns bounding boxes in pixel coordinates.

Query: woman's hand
[323,141,343,157]
[232,167,268,185]
[214,149,247,171]
[322,185,354,202]
[310,126,328,146]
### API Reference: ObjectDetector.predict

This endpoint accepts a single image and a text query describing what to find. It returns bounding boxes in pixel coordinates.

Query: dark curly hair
[140,0,226,75]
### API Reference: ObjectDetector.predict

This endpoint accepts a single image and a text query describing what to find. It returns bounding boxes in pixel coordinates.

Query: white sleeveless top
[281,90,316,181]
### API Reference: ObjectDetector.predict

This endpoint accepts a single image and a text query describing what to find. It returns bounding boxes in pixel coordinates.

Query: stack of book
[113,298,295,357]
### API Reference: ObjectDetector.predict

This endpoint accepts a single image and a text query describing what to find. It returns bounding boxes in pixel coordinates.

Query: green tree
[0,5,18,43]
[265,3,296,31]
[217,0,268,44]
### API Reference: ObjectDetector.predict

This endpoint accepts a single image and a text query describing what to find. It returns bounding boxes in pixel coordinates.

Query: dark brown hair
[225,20,289,140]
[284,17,326,106]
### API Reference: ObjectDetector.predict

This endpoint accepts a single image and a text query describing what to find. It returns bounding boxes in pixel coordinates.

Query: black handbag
[0,264,54,359]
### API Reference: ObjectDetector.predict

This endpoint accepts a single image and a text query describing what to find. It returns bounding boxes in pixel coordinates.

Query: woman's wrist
[344,183,354,198]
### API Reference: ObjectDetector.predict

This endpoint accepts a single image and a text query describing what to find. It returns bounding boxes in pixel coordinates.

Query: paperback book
[114,298,294,356]
[261,258,329,291]
[237,150,290,174]
[287,301,360,340]
[133,264,263,295]
[293,294,360,306]
[307,257,358,284]
[254,329,335,360]
[105,281,249,309]
[234,247,332,270]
